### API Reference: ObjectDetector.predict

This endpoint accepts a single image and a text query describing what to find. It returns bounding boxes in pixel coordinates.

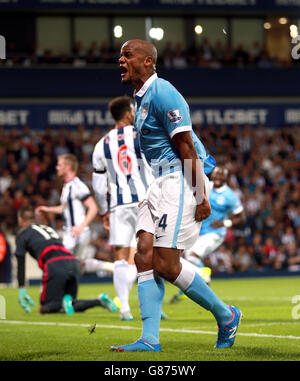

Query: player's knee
[134,250,152,270]
[153,258,181,283]
[40,302,62,314]
[137,239,149,256]
[136,234,153,259]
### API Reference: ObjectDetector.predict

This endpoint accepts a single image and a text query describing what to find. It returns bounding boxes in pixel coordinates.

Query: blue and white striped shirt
[60,176,91,230]
[92,125,153,213]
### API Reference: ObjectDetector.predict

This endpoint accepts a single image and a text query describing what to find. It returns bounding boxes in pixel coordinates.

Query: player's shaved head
[122,39,157,66]
[214,166,229,178]
[119,39,158,91]
[212,166,229,188]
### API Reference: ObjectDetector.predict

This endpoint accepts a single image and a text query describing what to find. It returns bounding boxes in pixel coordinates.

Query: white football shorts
[63,228,92,261]
[109,204,139,248]
[187,232,224,259]
[135,171,210,250]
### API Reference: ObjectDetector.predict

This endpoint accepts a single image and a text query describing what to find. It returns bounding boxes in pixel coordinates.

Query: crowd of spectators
[0,123,299,281]
[194,123,300,275]
[2,39,299,69]
[160,39,297,69]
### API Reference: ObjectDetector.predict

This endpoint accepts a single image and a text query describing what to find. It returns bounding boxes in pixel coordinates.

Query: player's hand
[71,225,83,237]
[18,288,35,313]
[211,219,224,228]
[35,206,48,215]
[195,195,211,222]
[101,213,110,231]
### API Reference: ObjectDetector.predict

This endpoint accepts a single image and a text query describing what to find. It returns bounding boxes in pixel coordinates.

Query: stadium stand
[0,1,300,284]
[2,38,299,69]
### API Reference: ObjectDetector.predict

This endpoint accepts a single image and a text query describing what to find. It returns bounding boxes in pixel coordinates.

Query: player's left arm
[155,87,211,221]
[226,194,246,228]
[172,131,211,222]
[15,236,35,313]
[229,209,246,226]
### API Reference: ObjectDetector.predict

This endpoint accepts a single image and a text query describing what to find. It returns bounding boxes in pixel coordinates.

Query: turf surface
[0,276,300,362]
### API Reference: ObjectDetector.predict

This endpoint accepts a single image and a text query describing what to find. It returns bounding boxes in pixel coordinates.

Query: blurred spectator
[162,41,174,69]
[273,243,300,271]
[248,41,262,63]
[0,169,12,194]
[257,49,274,69]
[172,43,188,69]
[209,245,234,274]
[232,245,253,272]
[234,43,249,67]
[0,146,8,170]
[261,237,278,268]
[281,226,296,246]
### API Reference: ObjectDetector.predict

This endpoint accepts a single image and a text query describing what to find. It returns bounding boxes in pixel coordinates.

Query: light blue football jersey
[200,183,244,238]
[134,74,215,178]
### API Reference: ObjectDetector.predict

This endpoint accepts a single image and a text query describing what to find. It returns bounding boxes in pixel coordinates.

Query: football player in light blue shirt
[202,167,245,234]
[187,166,246,265]
[111,40,242,353]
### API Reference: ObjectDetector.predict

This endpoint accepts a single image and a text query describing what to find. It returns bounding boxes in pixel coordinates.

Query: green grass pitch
[0,276,300,362]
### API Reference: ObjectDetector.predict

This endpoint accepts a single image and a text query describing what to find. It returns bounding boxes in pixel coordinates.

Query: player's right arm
[35,204,64,215]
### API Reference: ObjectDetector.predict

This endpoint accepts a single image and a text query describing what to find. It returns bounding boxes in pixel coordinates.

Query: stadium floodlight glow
[194,25,203,35]
[279,17,288,25]
[114,25,123,38]
[264,22,271,30]
[149,27,164,41]
[290,24,298,38]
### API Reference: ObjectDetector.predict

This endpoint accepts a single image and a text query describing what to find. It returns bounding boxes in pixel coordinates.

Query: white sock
[128,264,137,291]
[173,260,195,291]
[84,258,114,274]
[137,269,154,283]
[113,260,130,314]
[180,257,204,280]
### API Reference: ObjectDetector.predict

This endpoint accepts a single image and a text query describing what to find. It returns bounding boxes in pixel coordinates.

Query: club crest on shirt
[167,109,182,124]
[141,104,148,119]
[217,195,226,205]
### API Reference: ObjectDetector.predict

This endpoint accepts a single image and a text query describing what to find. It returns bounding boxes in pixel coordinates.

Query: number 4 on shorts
[158,214,167,230]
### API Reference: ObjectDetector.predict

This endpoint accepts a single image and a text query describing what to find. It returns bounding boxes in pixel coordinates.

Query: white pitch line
[0,320,137,330]
[1,320,300,340]
[222,297,293,301]
[240,322,300,327]
[193,322,300,329]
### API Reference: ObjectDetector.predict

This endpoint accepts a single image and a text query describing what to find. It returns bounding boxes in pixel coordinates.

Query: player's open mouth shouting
[120,65,128,80]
